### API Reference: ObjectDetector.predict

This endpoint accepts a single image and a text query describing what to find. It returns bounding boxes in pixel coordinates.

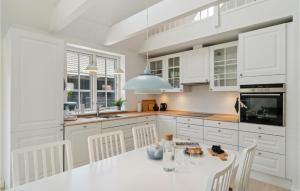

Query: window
[66,50,121,111]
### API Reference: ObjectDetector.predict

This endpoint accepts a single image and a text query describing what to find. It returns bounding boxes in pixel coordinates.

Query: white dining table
[9,145,237,191]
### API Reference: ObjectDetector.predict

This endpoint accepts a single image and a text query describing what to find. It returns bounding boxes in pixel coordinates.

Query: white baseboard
[250,171,292,190]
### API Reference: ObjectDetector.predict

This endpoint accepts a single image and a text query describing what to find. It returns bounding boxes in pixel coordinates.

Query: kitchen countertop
[64,110,239,127]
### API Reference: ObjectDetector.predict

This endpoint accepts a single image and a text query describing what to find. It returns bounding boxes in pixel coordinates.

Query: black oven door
[240,93,284,126]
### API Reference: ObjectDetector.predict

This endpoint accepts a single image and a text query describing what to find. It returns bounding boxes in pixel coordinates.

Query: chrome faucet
[96,103,105,118]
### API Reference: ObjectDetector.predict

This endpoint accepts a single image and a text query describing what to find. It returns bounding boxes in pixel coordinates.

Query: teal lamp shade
[125,69,172,94]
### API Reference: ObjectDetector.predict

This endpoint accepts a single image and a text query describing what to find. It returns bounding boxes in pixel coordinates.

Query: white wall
[0,0,3,187]
[156,85,239,114]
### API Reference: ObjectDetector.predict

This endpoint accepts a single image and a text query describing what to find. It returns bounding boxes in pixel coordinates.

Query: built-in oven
[240,84,285,126]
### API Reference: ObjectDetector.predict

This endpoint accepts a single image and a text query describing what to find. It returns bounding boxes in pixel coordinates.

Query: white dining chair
[132,123,158,149]
[88,130,126,163]
[11,140,73,187]
[205,155,236,191]
[231,143,257,191]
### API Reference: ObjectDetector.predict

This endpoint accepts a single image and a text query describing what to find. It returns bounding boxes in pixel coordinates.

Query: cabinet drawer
[177,123,203,132]
[240,147,285,178]
[204,120,238,130]
[204,140,238,151]
[239,131,285,154]
[134,116,156,123]
[177,135,203,143]
[177,117,203,125]
[204,127,238,146]
[239,123,285,136]
[102,118,136,128]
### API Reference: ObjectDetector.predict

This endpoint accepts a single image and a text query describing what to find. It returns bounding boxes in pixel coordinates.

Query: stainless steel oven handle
[240,94,282,96]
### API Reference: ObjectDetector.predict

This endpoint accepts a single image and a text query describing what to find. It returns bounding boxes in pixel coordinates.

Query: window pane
[80,92,91,109]
[107,77,115,91]
[66,52,78,74]
[97,77,106,90]
[67,74,78,89]
[96,57,106,76]
[67,91,79,107]
[79,54,91,75]
[80,75,90,90]
[97,92,106,107]
[106,59,115,77]
[107,92,116,107]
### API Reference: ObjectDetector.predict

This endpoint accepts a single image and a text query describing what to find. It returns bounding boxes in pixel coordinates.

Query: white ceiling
[2,0,161,52]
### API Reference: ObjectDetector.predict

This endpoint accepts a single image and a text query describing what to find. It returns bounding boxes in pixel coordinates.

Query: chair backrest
[132,124,158,149]
[11,140,73,187]
[88,130,126,163]
[206,155,236,191]
[233,143,257,191]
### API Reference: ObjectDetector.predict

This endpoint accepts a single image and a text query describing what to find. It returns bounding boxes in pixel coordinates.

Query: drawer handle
[83,126,87,128]
[218,122,221,125]
[187,119,191,121]
[145,122,149,125]
[188,125,190,127]
[218,129,221,133]
[258,152,262,155]
[258,127,262,130]
[258,135,262,139]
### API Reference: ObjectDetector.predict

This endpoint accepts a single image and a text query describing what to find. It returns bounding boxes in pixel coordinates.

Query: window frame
[65,49,122,111]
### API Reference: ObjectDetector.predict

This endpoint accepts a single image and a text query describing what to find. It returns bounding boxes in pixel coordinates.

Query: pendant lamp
[124,0,172,94]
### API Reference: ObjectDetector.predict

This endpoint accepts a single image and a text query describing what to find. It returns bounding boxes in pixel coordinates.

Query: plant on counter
[115,98,126,110]
[67,91,73,97]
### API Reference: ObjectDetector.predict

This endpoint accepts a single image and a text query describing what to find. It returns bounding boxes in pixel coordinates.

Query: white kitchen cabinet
[239,123,285,137]
[209,41,239,91]
[176,123,203,143]
[204,126,238,146]
[149,58,164,78]
[240,147,286,178]
[157,115,177,139]
[204,140,238,151]
[239,131,285,154]
[204,120,238,130]
[239,24,286,85]
[177,117,203,125]
[2,28,65,187]
[12,127,63,150]
[65,124,100,167]
[181,48,209,84]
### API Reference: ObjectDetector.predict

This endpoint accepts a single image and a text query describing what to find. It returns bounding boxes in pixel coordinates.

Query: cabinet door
[12,127,63,150]
[181,48,209,84]
[10,29,64,131]
[240,147,285,178]
[204,126,238,146]
[239,24,286,78]
[149,59,164,78]
[65,124,100,167]
[209,41,238,91]
[176,123,203,142]
[239,131,285,154]
[157,116,177,139]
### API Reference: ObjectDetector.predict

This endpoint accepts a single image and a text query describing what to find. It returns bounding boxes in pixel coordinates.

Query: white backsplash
[156,85,239,114]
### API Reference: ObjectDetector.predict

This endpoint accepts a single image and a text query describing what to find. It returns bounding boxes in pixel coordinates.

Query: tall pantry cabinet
[2,28,65,187]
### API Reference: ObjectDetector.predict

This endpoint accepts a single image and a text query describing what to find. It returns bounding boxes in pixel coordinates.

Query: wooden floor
[249,179,288,191]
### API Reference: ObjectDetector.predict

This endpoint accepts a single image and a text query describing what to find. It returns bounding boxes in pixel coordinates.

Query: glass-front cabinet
[167,56,180,89]
[149,59,163,78]
[209,41,239,91]
[148,53,185,92]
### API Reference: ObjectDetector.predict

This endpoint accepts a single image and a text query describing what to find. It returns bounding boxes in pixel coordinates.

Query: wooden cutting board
[207,148,228,161]
[142,99,156,112]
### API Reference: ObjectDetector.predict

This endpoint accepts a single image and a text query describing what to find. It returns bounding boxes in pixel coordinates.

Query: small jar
[163,133,175,172]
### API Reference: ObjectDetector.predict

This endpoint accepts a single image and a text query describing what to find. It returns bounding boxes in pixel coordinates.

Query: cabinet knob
[83,126,87,128]
[218,129,221,133]
[60,129,64,132]
[258,127,262,130]
[258,152,262,155]
[218,122,221,125]
[258,135,262,138]
[240,73,243,77]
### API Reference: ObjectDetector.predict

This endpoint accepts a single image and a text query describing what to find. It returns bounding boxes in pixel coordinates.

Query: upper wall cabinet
[238,24,286,85]
[181,48,209,84]
[209,41,239,91]
[149,58,164,78]
[149,53,188,93]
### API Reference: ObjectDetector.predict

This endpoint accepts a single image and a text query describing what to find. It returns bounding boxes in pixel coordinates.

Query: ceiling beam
[104,0,218,46]
[50,0,96,32]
